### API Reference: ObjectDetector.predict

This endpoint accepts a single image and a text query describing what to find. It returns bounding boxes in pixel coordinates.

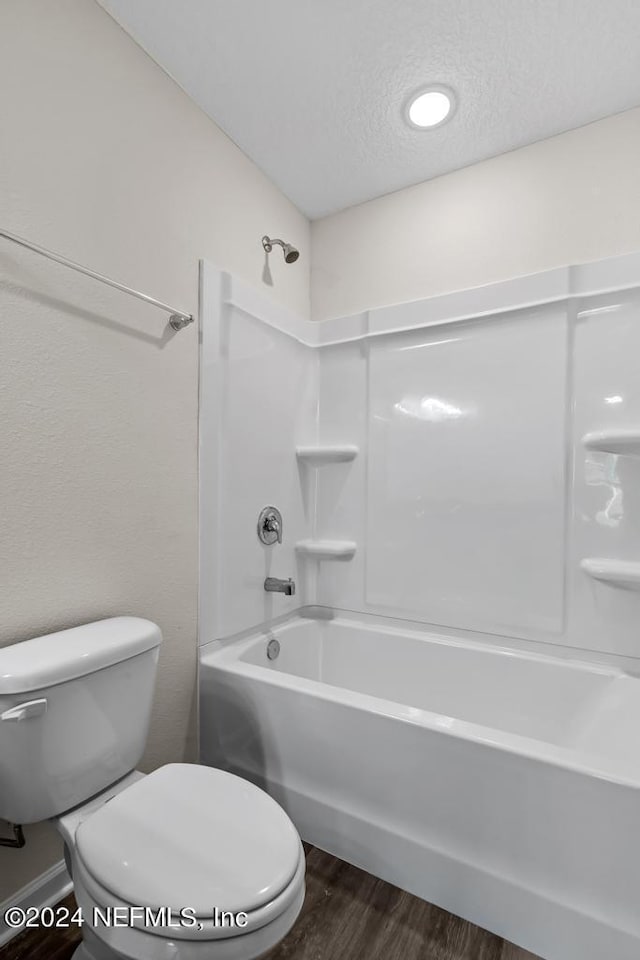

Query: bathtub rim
[200,608,640,791]
[202,604,640,673]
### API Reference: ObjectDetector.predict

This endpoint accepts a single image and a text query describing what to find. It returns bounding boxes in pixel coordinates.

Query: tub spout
[264,577,296,596]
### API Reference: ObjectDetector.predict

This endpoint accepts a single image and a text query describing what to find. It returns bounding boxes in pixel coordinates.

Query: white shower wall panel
[219,307,318,636]
[569,288,640,656]
[313,341,368,612]
[312,256,640,661]
[201,253,640,661]
[199,264,319,642]
[316,307,568,642]
[365,308,567,638]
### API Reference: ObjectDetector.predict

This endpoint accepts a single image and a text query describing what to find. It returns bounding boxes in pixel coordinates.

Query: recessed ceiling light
[405,86,455,129]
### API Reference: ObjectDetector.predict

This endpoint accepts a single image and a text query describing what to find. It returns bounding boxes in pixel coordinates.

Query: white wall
[311,108,640,320]
[0,0,308,903]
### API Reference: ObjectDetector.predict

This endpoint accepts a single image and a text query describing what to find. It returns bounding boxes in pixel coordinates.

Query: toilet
[0,617,305,960]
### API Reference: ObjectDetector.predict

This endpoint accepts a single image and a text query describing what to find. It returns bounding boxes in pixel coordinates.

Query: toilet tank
[0,617,162,824]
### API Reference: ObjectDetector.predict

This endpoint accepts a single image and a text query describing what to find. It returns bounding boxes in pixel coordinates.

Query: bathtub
[199,610,640,960]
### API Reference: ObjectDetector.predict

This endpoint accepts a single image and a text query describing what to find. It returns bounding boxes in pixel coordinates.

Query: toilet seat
[73,838,305,943]
[73,764,304,941]
[72,853,305,960]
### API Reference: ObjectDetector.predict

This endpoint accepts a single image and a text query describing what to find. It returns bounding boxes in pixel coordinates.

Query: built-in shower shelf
[583,431,640,457]
[295,444,359,465]
[581,558,640,588]
[295,539,357,560]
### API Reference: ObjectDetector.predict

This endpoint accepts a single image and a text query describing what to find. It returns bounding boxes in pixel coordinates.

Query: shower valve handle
[258,506,283,545]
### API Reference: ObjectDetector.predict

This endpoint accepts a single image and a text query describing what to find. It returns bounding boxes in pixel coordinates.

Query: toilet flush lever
[1,698,48,722]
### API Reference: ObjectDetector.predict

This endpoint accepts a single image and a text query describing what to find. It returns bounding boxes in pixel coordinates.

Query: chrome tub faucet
[264,577,296,596]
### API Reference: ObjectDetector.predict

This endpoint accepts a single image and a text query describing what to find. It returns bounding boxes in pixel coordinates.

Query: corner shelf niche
[581,558,640,589]
[583,431,640,457]
[295,444,359,465]
[295,539,357,561]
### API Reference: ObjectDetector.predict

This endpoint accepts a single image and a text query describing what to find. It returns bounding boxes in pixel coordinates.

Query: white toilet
[0,617,305,960]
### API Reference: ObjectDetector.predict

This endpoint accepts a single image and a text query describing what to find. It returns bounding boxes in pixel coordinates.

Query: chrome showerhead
[282,242,300,264]
[262,235,300,264]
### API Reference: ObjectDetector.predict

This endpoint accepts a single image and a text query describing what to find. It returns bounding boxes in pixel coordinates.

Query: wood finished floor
[1,847,541,960]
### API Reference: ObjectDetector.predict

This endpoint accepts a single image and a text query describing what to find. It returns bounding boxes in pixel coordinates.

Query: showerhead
[262,235,300,264]
[282,243,300,264]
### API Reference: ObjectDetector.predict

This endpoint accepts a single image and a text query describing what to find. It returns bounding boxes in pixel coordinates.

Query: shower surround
[198,253,640,960]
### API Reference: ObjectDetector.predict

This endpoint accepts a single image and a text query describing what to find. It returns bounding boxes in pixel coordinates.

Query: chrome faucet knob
[264,516,282,543]
[257,506,283,546]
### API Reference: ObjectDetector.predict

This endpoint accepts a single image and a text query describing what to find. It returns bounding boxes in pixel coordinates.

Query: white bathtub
[199,611,640,960]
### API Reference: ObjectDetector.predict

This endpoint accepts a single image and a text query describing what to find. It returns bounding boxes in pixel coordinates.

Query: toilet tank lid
[0,617,162,695]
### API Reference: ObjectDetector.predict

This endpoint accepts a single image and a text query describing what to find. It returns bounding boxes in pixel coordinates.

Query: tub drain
[267,637,280,660]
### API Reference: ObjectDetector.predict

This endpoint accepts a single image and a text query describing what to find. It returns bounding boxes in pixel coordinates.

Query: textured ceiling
[97,0,640,218]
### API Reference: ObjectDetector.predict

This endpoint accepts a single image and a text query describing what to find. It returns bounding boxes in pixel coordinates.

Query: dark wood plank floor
[1,847,541,960]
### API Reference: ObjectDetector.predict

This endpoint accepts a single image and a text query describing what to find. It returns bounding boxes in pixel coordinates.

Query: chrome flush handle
[1,699,48,722]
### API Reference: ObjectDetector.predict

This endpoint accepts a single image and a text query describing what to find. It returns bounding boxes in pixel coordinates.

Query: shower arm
[262,236,285,254]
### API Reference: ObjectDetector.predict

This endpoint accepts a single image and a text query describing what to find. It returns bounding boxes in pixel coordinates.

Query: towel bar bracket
[169,314,194,331]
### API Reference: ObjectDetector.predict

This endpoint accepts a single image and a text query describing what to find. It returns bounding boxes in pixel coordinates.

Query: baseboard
[0,860,73,948]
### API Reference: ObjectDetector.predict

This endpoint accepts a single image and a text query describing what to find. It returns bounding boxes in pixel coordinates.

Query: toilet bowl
[0,618,306,960]
[57,764,306,960]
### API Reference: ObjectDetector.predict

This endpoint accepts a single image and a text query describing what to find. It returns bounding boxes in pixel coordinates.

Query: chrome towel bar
[0,227,194,331]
